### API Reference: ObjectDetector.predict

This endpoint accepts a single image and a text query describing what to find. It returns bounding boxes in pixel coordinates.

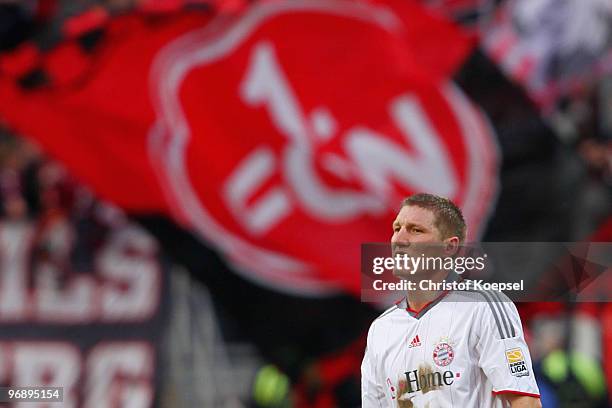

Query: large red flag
[0,0,497,295]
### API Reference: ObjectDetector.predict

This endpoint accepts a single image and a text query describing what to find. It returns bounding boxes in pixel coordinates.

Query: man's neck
[405,269,450,312]
[406,290,438,312]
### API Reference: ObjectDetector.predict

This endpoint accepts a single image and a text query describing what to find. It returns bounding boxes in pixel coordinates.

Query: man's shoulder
[370,302,403,328]
[448,287,520,339]
[449,285,515,305]
[445,288,518,322]
[377,303,402,320]
[365,303,402,349]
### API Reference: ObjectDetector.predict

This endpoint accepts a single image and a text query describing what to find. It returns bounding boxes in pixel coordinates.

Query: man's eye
[412,228,422,233]
[393,227,400,232]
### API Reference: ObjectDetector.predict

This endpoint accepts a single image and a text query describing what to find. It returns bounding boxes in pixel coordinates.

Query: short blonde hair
[401,193,466,242]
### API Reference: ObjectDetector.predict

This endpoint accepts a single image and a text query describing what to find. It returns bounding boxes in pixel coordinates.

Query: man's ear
[444,237,460,256]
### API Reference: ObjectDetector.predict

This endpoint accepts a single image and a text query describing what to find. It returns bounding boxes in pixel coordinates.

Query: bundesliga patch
[506,348,529,377]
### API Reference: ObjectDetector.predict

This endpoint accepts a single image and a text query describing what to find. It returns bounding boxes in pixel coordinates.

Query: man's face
[392,205,442,246]
[391,205,446,277]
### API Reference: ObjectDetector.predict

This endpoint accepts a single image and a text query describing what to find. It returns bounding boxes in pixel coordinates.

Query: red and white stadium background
[0,0,611,406]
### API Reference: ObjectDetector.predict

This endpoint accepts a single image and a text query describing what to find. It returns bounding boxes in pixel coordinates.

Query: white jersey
[361,286,540,407]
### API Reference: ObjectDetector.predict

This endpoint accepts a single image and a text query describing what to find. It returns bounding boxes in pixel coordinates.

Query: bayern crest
[433,342,455,367]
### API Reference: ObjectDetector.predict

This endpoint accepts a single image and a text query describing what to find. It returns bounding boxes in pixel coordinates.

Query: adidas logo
[409,335,421,348]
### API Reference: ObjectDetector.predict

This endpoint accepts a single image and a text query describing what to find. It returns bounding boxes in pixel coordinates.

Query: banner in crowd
[0,0,499,296]
[481,0,612,111]
[0,206,168,407]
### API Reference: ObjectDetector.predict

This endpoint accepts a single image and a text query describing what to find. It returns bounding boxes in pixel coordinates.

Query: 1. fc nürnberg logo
[148,0,499,296]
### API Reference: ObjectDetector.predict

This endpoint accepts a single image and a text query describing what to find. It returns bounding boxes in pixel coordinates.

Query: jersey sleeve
[475,294,541,398]
[362,322,386,407]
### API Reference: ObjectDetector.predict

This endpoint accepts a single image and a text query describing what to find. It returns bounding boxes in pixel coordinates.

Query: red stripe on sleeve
[492,390,541,398]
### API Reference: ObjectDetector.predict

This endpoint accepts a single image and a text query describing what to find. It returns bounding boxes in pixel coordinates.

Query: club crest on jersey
[506,348,529,377]
[433,340,454,367]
